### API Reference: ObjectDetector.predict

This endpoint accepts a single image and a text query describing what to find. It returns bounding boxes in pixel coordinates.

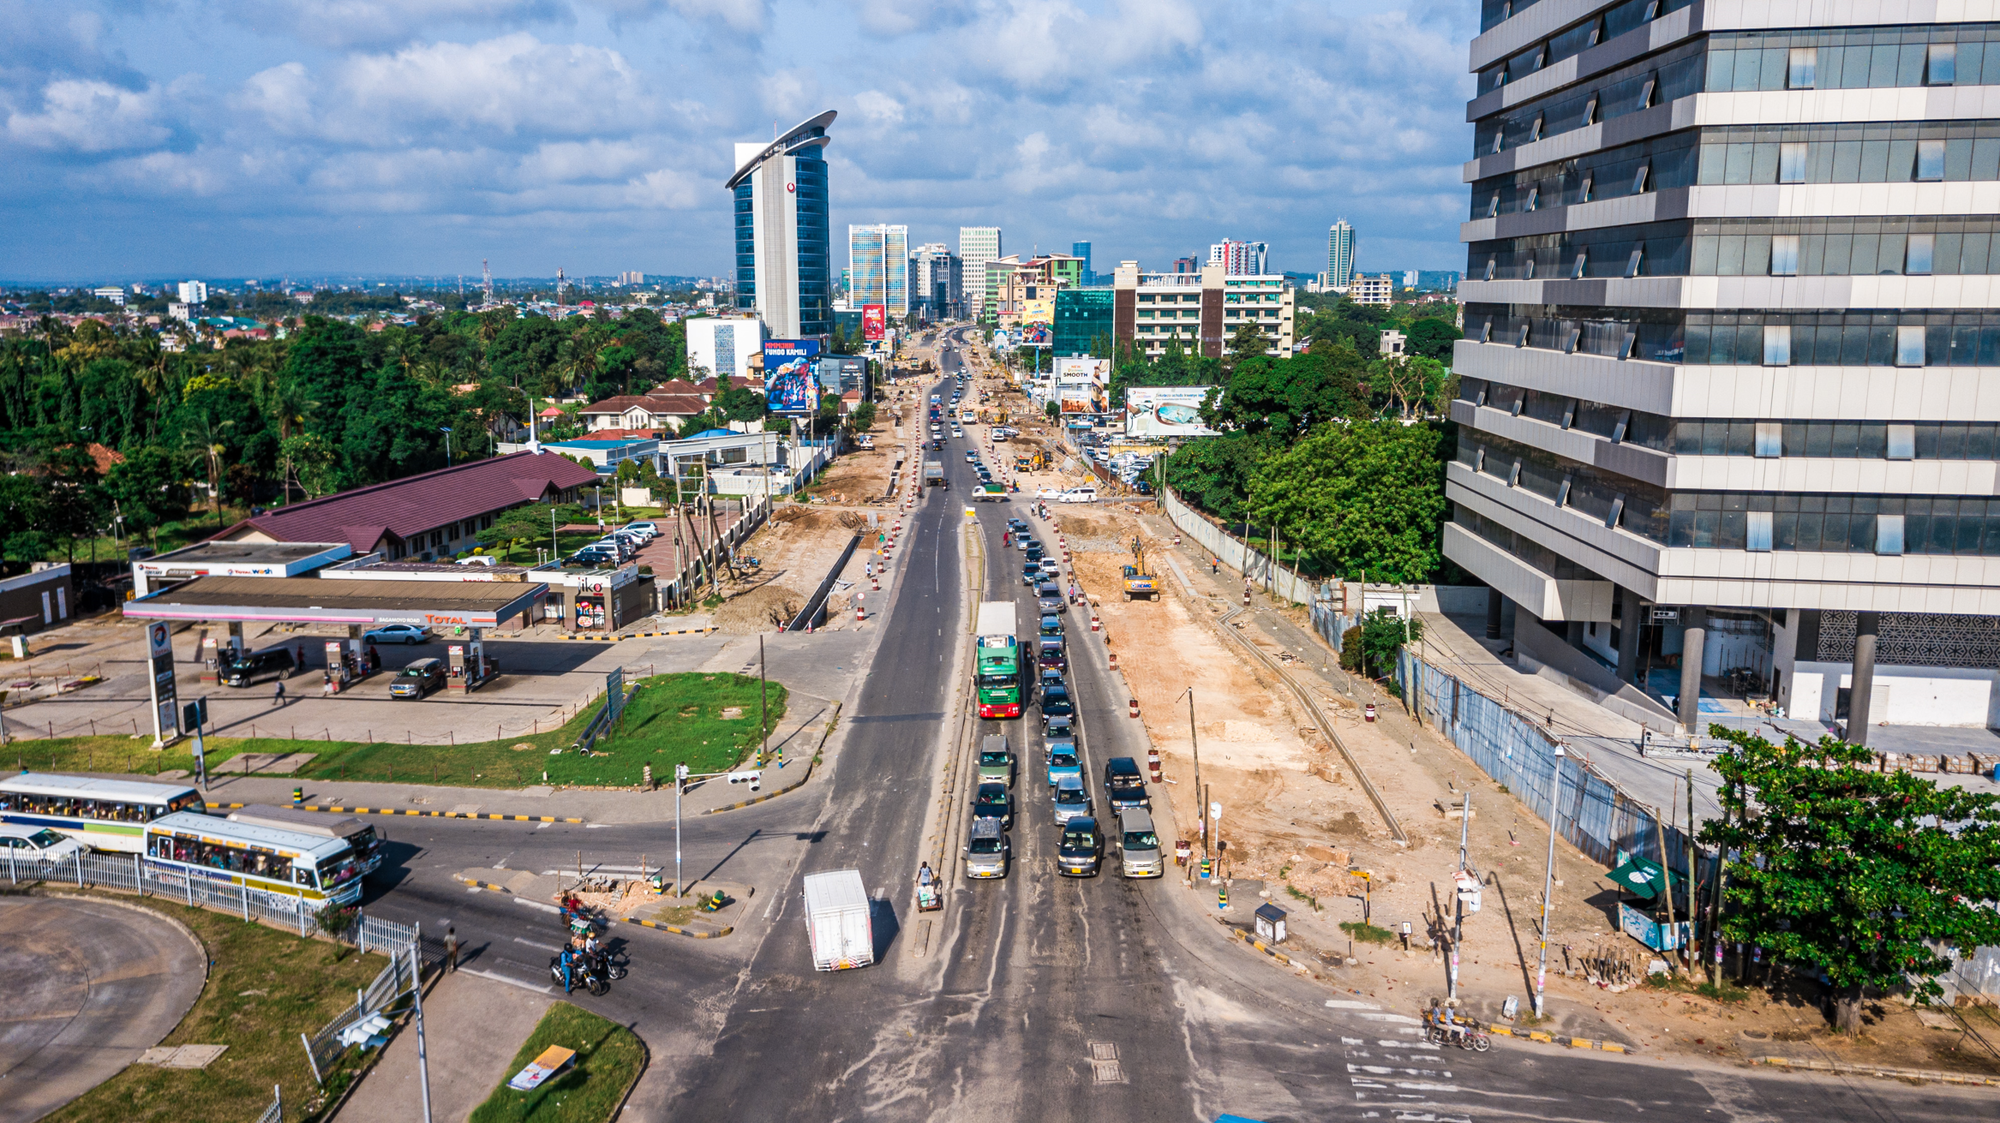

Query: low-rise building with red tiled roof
[210,450,600,561]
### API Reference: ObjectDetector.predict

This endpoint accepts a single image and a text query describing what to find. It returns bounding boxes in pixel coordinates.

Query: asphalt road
[349,331,2000,1122]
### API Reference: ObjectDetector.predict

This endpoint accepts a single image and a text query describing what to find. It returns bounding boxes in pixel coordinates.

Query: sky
[0,0,1478,284]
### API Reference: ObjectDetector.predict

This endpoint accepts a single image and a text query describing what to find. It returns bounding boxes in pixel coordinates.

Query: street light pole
[439,426,453,464]
[1450,789,1471,1002]
[674,763,689,897]
[1534,744,1566,1017]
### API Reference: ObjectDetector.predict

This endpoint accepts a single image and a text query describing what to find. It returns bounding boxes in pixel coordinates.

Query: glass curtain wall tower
[848,224,910,316]
[1455,3,2000,739]
[729,111,834,339]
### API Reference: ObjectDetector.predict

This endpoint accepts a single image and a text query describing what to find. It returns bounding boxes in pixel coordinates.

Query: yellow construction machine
[1121,536,1158,601]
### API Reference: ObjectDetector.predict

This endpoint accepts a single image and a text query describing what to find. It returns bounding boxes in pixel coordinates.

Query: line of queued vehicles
[963,523,1164,882]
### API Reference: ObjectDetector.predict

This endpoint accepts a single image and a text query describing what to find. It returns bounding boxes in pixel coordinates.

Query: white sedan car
[364,623,433,645]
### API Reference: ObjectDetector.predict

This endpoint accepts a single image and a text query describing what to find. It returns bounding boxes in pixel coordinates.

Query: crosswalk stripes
[1328,1000,1473,1123]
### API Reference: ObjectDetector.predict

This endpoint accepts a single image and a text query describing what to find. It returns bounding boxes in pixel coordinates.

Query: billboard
[862,304,887,341]
[1059,385,1096,413]
[763,339,822,414]
[1055,357,1109,384]
[1022,323,1050,346]
[1125,386,1220,438]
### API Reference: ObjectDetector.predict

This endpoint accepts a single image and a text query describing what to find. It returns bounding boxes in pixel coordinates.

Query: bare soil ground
[1050,498,2000,1072]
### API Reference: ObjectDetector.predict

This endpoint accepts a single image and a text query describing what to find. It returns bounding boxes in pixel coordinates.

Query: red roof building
[578,394,708,434]
[212,451,600,561]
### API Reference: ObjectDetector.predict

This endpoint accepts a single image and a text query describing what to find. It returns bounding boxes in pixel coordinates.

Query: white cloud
[578,0,768,33]
[228,0,568,50]
[5,79,170,152]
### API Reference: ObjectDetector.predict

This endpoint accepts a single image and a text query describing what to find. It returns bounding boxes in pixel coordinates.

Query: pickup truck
[923,461,948,488]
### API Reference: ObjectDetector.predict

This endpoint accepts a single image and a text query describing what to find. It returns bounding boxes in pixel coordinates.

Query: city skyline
[0,0,1476,281]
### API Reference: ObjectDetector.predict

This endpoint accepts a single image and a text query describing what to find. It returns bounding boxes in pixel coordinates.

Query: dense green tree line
[1148,298,1463,584]
[0,306,692,566]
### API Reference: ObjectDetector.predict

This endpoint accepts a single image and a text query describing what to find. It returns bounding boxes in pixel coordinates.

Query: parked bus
[0,774,205,854]
[143,812,365,908]
[227,804,385,875]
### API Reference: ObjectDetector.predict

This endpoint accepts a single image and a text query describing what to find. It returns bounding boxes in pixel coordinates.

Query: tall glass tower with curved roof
[728,111,835,340]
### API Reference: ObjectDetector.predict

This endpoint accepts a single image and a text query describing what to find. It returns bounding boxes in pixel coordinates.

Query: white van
[1116,808,1163,878]
[1058,486,1098,503]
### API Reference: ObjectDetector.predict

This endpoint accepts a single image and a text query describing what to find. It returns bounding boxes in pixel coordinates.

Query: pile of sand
[714,584,805,633]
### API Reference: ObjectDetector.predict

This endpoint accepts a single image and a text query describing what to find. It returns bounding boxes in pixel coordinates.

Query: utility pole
[1178,688,1203,852]
[759,635,769,764]
[1449,790,1471,1001]
[1654,786,1681,976]
[1533,744,1565,1017]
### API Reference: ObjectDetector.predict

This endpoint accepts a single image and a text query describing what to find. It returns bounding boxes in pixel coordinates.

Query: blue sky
[0,0,1477,283]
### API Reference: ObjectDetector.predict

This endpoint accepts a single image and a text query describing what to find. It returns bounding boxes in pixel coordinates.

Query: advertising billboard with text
[763,339,822,414]
[1124,386,1220,438]
[862,304,886,341]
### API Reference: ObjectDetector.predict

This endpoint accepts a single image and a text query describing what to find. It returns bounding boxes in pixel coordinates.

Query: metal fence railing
[4,850,341,936]
[253,1084,282,1123]
[1397,648,1711,881]
[301,936,423,1087]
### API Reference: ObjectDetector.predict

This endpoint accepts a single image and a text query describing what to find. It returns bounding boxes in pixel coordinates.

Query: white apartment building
[684,314,764,382]
[959,226,1002,322]
[1209,239,1270,276]
[1111,261,1294,359]
[1326,220,1356,293]
[1350,275,1394,306]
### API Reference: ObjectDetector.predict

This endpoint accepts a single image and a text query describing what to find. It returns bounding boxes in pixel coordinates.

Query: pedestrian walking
[271,679,286,707]
[444,926,459,973]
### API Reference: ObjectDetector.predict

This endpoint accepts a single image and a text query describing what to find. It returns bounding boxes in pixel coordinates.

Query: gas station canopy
[122,575,545,629]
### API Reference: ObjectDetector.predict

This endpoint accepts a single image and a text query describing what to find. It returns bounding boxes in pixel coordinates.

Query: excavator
[1121,536,1158,601]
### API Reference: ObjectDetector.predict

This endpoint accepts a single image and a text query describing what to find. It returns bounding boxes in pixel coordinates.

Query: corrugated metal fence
[1398,649,1702,879]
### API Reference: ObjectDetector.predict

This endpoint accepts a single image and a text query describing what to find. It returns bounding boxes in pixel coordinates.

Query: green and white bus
[0,774,205,854]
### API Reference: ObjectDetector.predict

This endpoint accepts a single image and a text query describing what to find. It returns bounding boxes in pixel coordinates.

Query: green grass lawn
[10,672,787,790]
[44,897,387,1123]
[468,1002,646,1123]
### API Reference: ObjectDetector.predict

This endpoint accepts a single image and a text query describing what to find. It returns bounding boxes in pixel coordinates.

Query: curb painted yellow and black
[209,801,583,824]
[1752,1055,2000,1087]
[455,875,732,938]
[701,700,841,815]
[1231,926,1293,965]
[621,914,732,938]
[559,627,717,641]
[1485,1024,1628,1053]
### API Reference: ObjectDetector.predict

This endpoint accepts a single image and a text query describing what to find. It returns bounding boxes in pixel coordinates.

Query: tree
[1244,420,1445,581]
[1702,727,2000,1032]
[279,433,337,500]
[1225,322,1270,370]
[476,503,559,561]
[1357,608,1422,678]
[1407,318,1463,363]
[104,446,189,544]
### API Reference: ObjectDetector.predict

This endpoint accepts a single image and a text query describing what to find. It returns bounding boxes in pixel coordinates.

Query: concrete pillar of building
[1617,592,1645,685]
[347,624,365,679]
[1485,588,1504,640]
[226,620,245,659]
[1849,610,1880,746]
[1677,608,1706,733]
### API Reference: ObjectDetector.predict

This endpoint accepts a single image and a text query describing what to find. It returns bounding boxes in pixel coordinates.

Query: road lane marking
[514,936,560,951]
[1326,1000,1381,1010]
[459,967,555,994]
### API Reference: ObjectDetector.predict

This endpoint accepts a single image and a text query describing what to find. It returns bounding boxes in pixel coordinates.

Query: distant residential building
[959,226,1002,324]
[1173,257,1200,274]
[685,315,764,382]
[1380,329,1407,357]
[617,271,645,285]
[91,287,126,306]
[168,303,192,322]
[909,243,961,321]
[728,111,834,339]
[177,280,208,305]
[1209,239,1269,276]
[1403,270,1420,287]
[1350,274,1394,306]
[1326,220,1356,293]
[848,224,910,316]
[578,389,711,436]
[1072,241,1093,285]
[1112,261,1293,360]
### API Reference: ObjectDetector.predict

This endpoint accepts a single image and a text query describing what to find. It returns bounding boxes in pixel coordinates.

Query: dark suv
[1103,757,1150,812]
[222,648,299,688]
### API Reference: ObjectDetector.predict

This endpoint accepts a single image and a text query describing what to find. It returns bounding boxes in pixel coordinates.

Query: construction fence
[1396,648,1707,881]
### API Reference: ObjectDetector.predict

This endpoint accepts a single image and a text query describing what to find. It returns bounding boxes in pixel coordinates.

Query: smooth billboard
[1125,386,1220,438]
[763,339,822,414]
[1055,357,1109,384]
[862,304,887,341]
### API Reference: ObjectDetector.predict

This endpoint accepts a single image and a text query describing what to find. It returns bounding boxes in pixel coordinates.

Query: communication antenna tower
[556,267,566,304]
[482,259,494,304]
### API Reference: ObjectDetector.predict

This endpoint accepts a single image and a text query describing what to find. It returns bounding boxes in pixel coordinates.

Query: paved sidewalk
[333,969,554,1123]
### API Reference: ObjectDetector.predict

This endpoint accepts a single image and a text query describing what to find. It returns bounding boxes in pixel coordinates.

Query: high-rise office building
[1209,239,1269,276]
[727,111,834,339]
[1325,221,1355,293]
[910,243,961,320]
[1072,241,1094,286]
[959,226,1002,323]
[847,224,909,316]
[1454,3,2000,738]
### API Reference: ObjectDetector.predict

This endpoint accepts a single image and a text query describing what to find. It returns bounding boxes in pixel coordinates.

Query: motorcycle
[1422,1008,1491,1051]
[549,954,610,996]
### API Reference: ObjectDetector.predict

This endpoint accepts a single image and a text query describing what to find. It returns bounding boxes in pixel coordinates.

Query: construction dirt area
[1050,493,2000,1075]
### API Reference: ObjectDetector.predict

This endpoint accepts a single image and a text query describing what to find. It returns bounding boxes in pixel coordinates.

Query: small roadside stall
[1606,854,1690,953]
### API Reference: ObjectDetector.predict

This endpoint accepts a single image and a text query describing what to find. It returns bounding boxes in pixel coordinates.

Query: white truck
[802,869,874,971]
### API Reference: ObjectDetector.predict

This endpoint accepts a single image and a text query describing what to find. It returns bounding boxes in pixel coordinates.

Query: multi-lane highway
[355,330,1993,1122]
